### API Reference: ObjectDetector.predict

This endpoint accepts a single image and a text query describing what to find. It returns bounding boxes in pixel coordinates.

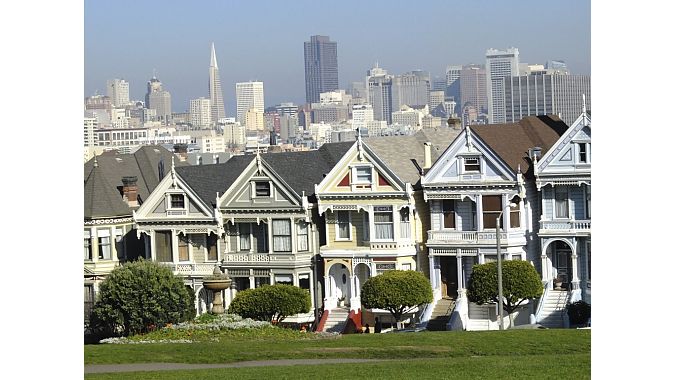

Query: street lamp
[496,202,517,331]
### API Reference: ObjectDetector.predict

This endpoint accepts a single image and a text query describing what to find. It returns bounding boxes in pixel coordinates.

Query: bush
[228,284,311,324]
[566,301,591,326]
[360,270,433,325]
[467,260,543,328]
[90,259,196,336]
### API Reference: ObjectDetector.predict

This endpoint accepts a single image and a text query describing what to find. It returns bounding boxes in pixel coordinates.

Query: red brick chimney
[122,176,139,207]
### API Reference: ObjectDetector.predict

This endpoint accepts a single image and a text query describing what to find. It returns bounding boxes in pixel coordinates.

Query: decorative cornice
[84,217,134,225]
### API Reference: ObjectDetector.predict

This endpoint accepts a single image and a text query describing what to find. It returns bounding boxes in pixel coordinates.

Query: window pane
[239,223,251,250]
[482,195,501,211]
[356,167,372,182]
[178,235,189,261]
[155,231,172,262]
[171,194,185,208]
[273,220,292,252]
[207,234,218,261]
[555,187,569,218]
[256,223,268,252]
[337,211,350,239]
[297,223,309,251]
[98,236,111,260]
[255,182,270,197]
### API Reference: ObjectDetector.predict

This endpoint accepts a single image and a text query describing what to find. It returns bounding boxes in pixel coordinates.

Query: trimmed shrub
[228,284,311,324]
[90,259,195,336]
[467,260,543,328]
[566,300,591,326]
[360,270,433,325]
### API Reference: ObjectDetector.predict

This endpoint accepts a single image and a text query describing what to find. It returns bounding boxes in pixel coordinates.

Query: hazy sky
[84,0,591,114]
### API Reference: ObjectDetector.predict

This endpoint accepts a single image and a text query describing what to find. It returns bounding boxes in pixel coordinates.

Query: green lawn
[85,329,590,366]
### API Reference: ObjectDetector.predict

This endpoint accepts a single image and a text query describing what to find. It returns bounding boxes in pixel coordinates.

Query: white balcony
[224,253,271,263]
[161,262,217,276]
[539,220,591,236]
[427,229,526,246]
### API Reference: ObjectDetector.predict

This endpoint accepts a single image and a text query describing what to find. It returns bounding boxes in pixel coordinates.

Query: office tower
[349,81,367,102]
[486,47,520,123]
[460,64,488,114]
[351,104,374,132]
[209,43,226,123]
[145,76,172,124]
[236,81,265,124]
[431,76,447,92]
[546,60,570,74]
[244,108,265,132]
[304,35,338,104]
[106,79,130,107]
[366,64,393,124]
[84,117,98,147]
[85,95,112,111]
[190,97,212,129]
[392,70,430,112]
[503,73,591,126]
[445,65,462,113]
[429,90,446,117]
[275,103,298,118]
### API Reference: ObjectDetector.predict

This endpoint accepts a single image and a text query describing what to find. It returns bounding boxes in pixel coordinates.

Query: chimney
[447,116,462,130]
[122,176,139,207]
[173,143,188,162]
[423,142,432,169]
[528,147,542,161]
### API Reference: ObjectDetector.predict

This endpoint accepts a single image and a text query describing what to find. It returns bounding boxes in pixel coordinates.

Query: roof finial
[582,93,587,115]
[464,123,474,150]
[93,154,98,167]
[356,128,364,161]
[171,156,177,188]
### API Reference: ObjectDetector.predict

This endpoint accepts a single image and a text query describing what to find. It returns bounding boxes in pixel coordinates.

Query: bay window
[155,231,172,262]
[178,234,189,261]
[442,200,455,229]
[482,195,502,229]
[297,222,309,252]
[207,233,218,261]
[374,206,394,240]
[272,220,292,252]
[84,230,92,260]
[239,223,251,251]
[98,230,112,260]
[555,186,569,218]
[336,211,350,240]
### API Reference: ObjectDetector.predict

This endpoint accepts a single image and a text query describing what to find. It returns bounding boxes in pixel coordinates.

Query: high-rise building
[84,117,98,147]
[304,35,338,104]
[460,64,488,114]
[190,97,212,129]
[236,81,265,124]
[429,90,446,117]
[244,108,265,132]
[366,64,393,124]
[209,43,226,124]
[145,76,172,124]
[503,73,591,126]
[445,65,462,112]
[107,79,130,107]
[391,70,430,112]
[486,47,520,123]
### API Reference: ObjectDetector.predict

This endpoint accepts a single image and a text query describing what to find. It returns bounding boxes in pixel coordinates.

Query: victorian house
[84,145,187,326]
[420,116,568,330]
[133,143,353,321]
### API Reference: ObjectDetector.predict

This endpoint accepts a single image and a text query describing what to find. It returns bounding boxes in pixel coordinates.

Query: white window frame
[373,206,394,241]
[167,193,186,210]
[253,181,272,198]
[97,229,112,260]
[238,223,252,251]
[84,230,92,261]
[335,211,352,241]
[350,164,374,191]
[272,219,292,252]
[296,222,309,252]
[554,186,570,219]
[462,156,481,174]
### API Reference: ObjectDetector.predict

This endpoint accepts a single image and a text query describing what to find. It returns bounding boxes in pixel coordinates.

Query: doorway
[440,256,458,299]
[552,241,572,289]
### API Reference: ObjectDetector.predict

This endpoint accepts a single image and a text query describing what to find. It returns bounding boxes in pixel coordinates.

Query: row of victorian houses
[84,109,591,331]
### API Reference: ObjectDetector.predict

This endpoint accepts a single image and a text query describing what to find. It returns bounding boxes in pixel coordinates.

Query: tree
[228,284,311,324]
[360,270,433,328]
[467,260,543,328]
[90,259,196,336]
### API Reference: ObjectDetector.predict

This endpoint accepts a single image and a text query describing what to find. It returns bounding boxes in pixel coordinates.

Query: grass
[85,329,590,365]
[85,354,591,379]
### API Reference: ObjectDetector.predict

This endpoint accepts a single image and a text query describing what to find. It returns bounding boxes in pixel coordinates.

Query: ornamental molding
[84,217,134,225]
[536,178,591,190]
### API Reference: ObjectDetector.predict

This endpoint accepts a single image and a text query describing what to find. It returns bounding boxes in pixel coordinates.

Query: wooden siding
[570,186,585,220]
[457,199,473,231]
[543,186,553,219]
[430,200,442,231]
[191,234,206,263]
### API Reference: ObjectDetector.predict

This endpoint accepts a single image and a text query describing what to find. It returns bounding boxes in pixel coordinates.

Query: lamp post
[496,202,517,331]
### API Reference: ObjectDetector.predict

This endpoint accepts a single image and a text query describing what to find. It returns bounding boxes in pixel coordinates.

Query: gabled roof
[83,145,189,220]
[471,115,568,179]
[175,155,254,207]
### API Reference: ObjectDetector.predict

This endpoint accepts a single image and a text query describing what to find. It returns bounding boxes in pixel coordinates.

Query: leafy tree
[228,284,311,324]
[90,259,196,336]
[467,260,543,328]
[360,270,433,328]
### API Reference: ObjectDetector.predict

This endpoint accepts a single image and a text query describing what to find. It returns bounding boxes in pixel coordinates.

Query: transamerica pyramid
[209,42,226,124]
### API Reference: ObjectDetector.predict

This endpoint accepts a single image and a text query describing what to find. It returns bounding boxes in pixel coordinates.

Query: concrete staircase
[466,303,492,331]
[538,290,569,328]
[322,307,350,333]
[426,298,455,331]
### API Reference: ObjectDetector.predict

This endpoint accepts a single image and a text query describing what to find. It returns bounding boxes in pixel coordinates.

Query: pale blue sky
[84,0,591,114]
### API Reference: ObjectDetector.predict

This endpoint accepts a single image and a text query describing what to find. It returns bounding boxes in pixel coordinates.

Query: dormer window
[170,194,185,209]
[355,167,372,183]
[255,181,271,197]
[578,143,589,163]
[464,156,481,173]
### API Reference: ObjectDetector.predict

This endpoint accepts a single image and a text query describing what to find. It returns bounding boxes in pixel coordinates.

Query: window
[555,187,569,218]
[178,234,189,261]
[336,211,350,240]
[510,196,521,228]
[275,274,293,285]
[578,143,588,163]
[464,156,481,172]
[355,167,372,183]
[239,223,251,251]
[207,233,218,261]
[299,274,311,292]
[98,230,111,260]
[234,277,250,291]
[255,182,270,197]
[155,231,172,262]
[374,206,394,240]
[297,222,309,252]
[272,220,292,252]
[442,200,455,229]
[363,212,370,241]
[84,230,92,260]
[254,276,270,288]
[402,263,412,271]
[585,185,591,219]
[482,195,502,229]
[587,242,591,281]
[170,194,185,209]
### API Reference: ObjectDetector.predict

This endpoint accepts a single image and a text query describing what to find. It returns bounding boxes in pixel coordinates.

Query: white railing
[224,253,270,263]
[540,220,591,231]
[427,230,523,244]
[368,241,416,250]
[448,294,469,331]
[161,263,216,275]
[534,280,551,323]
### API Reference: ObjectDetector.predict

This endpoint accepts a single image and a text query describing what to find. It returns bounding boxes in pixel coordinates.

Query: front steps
[538,290,569,328]
[466,303,492,331]
[322,307,350,333]
[426,298,455,331]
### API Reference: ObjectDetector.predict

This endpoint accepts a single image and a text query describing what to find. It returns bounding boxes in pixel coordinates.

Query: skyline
[84,0,591,114]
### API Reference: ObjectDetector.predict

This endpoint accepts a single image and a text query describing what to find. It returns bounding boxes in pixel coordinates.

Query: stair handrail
[534,279,551,323]
[447,293,468,330]
[417,300,436,329]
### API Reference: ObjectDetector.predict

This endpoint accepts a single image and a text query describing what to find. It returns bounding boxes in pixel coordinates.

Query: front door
[440,257,458,299]
[553,241,572,289]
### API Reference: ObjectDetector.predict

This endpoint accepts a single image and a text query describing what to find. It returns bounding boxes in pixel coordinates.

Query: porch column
[171,230,179,264]
[428,256,436,289]
[456,254,463,292]
[541,252,549,289]
[476,194,483,231]
[290,217,296,254]
[571,239,580,290]
[267,218,273,253]
[150,231,156,261]
[368,207,375,242]
[502,193,509,232]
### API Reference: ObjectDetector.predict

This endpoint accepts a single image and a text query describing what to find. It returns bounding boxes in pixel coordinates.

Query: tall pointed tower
[209,43,226,124]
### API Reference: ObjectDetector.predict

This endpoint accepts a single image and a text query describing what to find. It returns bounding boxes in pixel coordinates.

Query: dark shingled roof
[174,142,354,206]
[84,145,188,219]
[471,115,568,179]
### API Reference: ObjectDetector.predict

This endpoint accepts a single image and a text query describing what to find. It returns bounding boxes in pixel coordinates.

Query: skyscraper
[236,81,265,124]
[209,43,226,124]
[460,64,488,114]
[391,70,430,111]
[145,76,172,125]
[107,79,130,107]
[366,64,393,124]
[190,97,212,129]
[486,47,520,123]
[304,35,338,104]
